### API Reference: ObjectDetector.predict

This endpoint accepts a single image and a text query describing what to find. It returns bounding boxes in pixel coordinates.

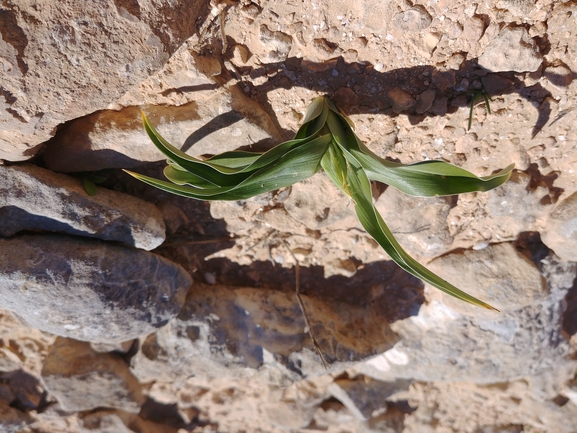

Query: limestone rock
[0,234,191,344]
[478,27,542,72]
[391,7,432,32]
[43,87,281,173]
[429,242,547,315]
[542,192,577,261]
[0,164,165,251]
[0,0,203,161]
[354,255,575,384]
[41,338,145,413]
[375,188,453,259]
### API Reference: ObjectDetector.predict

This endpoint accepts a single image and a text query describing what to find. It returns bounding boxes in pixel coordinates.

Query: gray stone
[375,188,453,259]
[0,164,165,251]
[41,338,145,413]
[478,27,542,72]
[415,89,436,114]
[391,7,432,32]
[0,0,203,161]
[0,234,191,344]
[542,191,577,262]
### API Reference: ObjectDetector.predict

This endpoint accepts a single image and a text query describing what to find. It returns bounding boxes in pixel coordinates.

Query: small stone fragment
[415,89,436,114]
[0,164,165,251]
[41,338,145,412]
[478,27,542,72]
[544,64,574,87]
[0,234,191,343]
[387,88,415,112]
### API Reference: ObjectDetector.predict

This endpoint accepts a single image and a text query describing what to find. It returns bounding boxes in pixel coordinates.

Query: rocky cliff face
[1,0,577,432]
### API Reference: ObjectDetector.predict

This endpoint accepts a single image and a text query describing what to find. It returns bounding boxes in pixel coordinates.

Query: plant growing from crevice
[125,97,514,310]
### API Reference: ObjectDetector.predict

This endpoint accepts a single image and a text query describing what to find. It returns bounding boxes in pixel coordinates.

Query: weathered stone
[355,255,576,384]
[0,0,203,161]
[0,164,165,251]
[544,64,574,87]
[43,87,281,173]
[429,242,547,315]
[258,25,292,62]
[375,188,453,259]
[0,234,191,344]
[542,192,577,262]
[0,348,21,373]
[41,338,145,413]
[0,402,30,433]
[481,74,514,95]
[478,27,542,72]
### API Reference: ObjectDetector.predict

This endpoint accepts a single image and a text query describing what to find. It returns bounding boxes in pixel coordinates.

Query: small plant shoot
[125,97,514,310]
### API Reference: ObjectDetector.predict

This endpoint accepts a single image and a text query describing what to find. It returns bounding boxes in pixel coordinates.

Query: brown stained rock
[0,164,165,251]
[429,242,547,315]
[415,89,436,114]
[0,0,203,162]
[131,283,399,382]
[542,192,577,262]
[0,234,191,344]
[41,338,145,413]
[478,27,543,73]
[386,88,415,113]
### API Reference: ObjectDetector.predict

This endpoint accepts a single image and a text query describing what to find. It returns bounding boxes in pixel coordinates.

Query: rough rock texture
[2,0,577,432]
[0,163,165,250]
[542,191,577,261]
[41,337,144,413]
[0,234,191,343]
[0,0,203,161]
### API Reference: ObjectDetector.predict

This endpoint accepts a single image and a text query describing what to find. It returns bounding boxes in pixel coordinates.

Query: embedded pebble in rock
[43,87,281,173]
[544,64,574,87]
[0,164,165,251]
[428,242,547,315]
[478,27,543,72]
[258,25,293,62]
[375,187,453,258]
[391,7,432,32]
[387,88,415,112]
[41,338,145,412]
[541,192,577,262]
[0,234,191,344]
[0,0,203,161]
[415,89,436,114]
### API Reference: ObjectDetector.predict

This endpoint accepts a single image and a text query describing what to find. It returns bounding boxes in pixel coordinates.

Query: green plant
[125,97,514,310]
[468,89,492,130]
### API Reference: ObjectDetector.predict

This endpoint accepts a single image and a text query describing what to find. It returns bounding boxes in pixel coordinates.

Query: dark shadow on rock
[199,54,574,140]
[562,273,577,341]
